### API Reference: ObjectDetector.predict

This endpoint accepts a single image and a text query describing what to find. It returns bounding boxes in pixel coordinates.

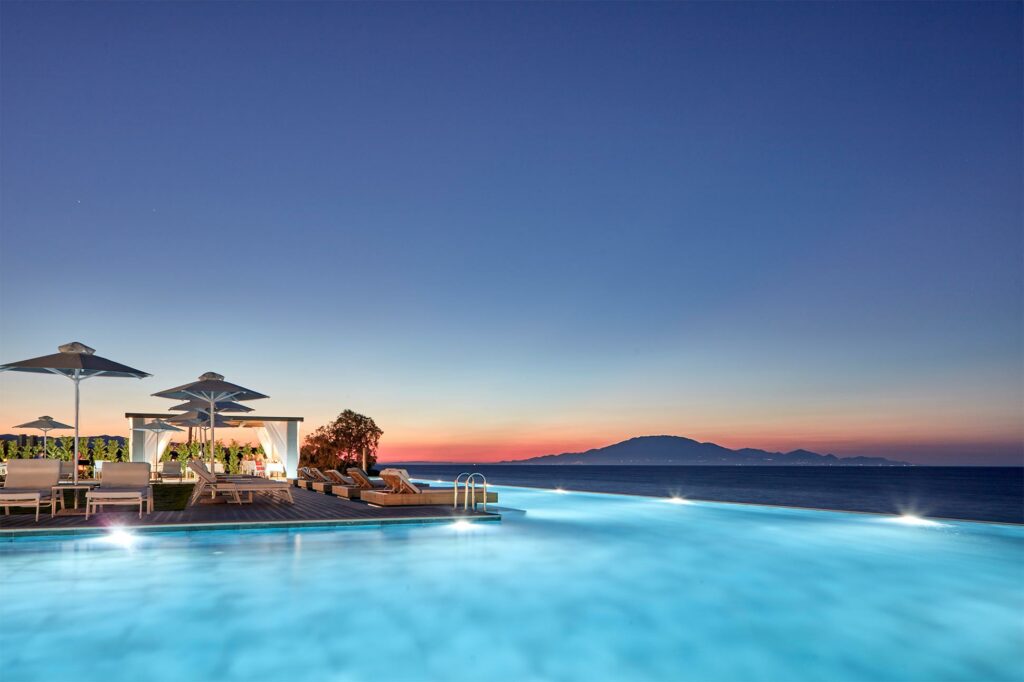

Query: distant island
[501,436,910,466]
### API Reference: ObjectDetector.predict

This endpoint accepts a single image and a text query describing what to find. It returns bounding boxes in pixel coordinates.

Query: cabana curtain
[259,422,289,465]
[255,427,275,463]
[145,430,175,470]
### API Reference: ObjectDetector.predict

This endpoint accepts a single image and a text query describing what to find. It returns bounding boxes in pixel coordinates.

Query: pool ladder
[454,473,489,512]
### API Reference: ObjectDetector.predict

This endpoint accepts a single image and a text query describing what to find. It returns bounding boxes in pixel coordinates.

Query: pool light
[553,487,568,494]
[452,519,476,531]
[101,527,137,547]
[889,514,945,528]
[666,496,691,505]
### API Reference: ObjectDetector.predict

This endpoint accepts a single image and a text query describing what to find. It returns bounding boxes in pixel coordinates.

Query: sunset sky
[1,2,1020,466]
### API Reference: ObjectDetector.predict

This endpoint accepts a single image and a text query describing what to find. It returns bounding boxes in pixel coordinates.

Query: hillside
[505,435,909,466]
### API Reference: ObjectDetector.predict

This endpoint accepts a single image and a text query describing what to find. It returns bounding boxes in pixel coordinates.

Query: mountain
[504,436,910,466]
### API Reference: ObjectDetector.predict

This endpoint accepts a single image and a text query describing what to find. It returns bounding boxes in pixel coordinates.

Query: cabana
[125,413,303,479]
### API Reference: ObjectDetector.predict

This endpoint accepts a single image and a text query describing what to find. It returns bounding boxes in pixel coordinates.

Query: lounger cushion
[86,487,147,496]
[0,492,44,502]
[86,492,143,501]
[0,489,53,500]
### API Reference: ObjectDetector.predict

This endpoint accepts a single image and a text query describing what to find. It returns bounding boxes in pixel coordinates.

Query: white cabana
[125,413,302,478]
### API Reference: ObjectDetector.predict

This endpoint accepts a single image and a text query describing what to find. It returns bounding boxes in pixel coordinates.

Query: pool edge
[413,479,1024,528]
[0,512,501,541]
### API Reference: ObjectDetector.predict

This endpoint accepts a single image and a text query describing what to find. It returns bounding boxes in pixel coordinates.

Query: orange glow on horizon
[0,394,1020,465]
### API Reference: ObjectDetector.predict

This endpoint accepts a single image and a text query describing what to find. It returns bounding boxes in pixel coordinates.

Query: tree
[104,437,122,462]
[89,437,106,462]
[300,410,383,472]
[55,436,74,462]
[226,440,243,474]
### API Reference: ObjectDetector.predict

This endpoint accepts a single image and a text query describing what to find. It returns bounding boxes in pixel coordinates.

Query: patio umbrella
[167,400,254,413]
[153,373,267,469]
[167,411,232,462]
[0,342,150,483]
[13,416,73,457]
[134,419,183,473]
[167,411,233,428]
[168,400,250,445]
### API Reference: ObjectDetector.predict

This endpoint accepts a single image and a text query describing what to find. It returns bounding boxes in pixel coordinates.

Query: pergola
[125,412,303,478]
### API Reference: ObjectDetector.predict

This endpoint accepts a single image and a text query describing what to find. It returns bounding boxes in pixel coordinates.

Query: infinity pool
[1,486,1021,682]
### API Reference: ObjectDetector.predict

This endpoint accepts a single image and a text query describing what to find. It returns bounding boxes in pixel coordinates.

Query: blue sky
[1,2,1021,464]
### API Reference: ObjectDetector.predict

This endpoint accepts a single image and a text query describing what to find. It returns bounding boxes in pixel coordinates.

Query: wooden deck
[0,485,499,538]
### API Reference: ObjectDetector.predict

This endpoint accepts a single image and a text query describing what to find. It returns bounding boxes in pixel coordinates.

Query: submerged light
[889,514,945,528]
[101,527,137,547]
[553,487,568,494]
[452,519,475,531]
[666,496,691,505]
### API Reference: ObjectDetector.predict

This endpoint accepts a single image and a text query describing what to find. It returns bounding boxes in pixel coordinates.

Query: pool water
[1,486,1022,682]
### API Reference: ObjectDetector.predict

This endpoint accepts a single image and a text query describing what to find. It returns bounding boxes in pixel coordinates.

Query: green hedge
[1,438,266,476]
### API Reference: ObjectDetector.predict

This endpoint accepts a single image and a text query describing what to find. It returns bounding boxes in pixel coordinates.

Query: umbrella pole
[42,430,47,458]
[73,371,80,485]
[209,398,216,473]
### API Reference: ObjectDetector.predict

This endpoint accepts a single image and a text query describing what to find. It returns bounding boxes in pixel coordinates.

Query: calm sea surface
[400,465,1024,523]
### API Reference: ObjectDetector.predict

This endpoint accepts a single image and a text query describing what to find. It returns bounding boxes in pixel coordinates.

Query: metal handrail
[465,473,488,512]
[454,473,473,509]
[452,472,489,511]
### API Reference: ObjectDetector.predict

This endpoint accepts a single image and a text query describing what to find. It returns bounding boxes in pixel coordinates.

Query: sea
[398,464,1024,524]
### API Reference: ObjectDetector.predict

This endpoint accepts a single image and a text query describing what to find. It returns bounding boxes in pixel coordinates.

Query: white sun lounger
[188,461,294,505]
[85,462,153,519]
[0,460,63,521]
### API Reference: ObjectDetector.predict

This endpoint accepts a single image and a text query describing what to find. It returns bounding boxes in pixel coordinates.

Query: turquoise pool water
[1,486,1022,682]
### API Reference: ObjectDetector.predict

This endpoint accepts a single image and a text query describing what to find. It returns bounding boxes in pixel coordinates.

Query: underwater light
[101,528,137,547]
[890,514,944,528]
[666,496,690,505]
[452,520,475,531]
[553,487,568,494]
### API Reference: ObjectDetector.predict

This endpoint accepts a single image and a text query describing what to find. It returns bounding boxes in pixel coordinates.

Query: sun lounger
[307,468,332,483]
[323,470,356,485]
[85,462,153,519]
[294,467,326,490]
[191,460,266,482]
[159,461,183,482]
[345,467,382,490]
[360,469,497,508]
[191,459,286,484]
[188,461,294,505]
[345,467,430,491]
[59,461,75,481]
[308,469,361,498]
[0,460,63,521]
[291,468,361,497]
[293,467,326,491]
